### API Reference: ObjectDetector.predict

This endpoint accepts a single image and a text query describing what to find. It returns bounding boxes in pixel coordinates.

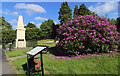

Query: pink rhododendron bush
[55,15,120,55]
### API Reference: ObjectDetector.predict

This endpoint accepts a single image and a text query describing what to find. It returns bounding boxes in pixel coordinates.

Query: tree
[51,23,60,39]
[116,17,120,32]
[91,12,98,16]
[73,4,98,17]
[0,16,12,31]
[2,29,15,43]
[25,28,42,40]
[25,22,37,28]
[58,1,72,24]
[73,5,78,18]
[78,3,91,15]
[40,19,55,38]
[110,18,117,25]
[0,16,13,44]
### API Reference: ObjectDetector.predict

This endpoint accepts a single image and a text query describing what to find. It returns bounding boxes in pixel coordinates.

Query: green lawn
[37,39,55,47]
[12,53,119,75]
[5,39,56,58]
[0,45,2,49]
[37,39,54,43]
[5,39,120,75]
[5,48,32,58]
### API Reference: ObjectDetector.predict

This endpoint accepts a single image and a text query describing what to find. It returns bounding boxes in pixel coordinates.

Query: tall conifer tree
[73,5,78,18]
[58,2,72,24]
[78,3,91,15]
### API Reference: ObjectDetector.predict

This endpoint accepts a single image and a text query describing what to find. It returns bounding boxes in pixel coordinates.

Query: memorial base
[16,39,26,48]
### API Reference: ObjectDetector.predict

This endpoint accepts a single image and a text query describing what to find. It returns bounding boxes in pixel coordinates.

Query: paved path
[1,49,16,75]
[0,48,2,76]
[41,41,58,43]
[10,55,26,61]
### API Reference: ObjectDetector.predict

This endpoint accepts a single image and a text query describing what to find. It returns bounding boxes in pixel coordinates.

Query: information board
[25,46,46,56]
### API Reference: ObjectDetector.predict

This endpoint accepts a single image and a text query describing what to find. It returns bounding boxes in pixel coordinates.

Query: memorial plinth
[15,15,26,48]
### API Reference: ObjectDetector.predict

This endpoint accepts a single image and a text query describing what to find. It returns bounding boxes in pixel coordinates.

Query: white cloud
[113,12,118,15]
[54,21,58,25]
[30,22,35,24]
[2,9,9,15]
[34,17,48,20]
[25,10,33,16]
[36,23,42,28]
[88,2,118,15]
[14,3,46,13]
[2,9,18,15]
[24,24,27,26]
[97,2,101,5]
[9,19,17,24]
[2,11,9,15]
[0,10,2,13]
[11,12,18,15]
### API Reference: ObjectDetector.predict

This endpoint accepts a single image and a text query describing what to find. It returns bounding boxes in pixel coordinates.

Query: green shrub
[26,40,38,47]
[55,15,120,55]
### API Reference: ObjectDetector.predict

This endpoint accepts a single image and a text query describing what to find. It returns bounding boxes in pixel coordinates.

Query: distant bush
[25,28,42,40]
[26,40,38,47]
[55,15,120,55]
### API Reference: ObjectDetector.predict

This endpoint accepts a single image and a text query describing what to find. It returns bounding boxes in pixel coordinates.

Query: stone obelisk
[15,15,26,48]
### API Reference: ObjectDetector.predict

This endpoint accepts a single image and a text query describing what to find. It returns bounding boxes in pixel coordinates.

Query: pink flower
[98,22,101,25]
[94,38,98,40]
[110,31,114,34]
[82,37,85,39]
[65,41,67,44]
[92,35,94,38]
[86,29,88,31]
[93,32,96,34]
[102,38,105,40]
[56,43,58,45]
[76,23,80,25]
[111,37,114,39]
[63,33,66,35]
[74,37,76,39]
[53,56,55,59]
[89,33,92,35]
[56,56,61,59]
[79,47,81,48]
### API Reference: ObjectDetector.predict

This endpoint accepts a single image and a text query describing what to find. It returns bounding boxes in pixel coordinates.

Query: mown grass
[0,45,2,49]
[37,39,54,44]
[12,53,119,75]
[5,48,32,58]
[37,39,55,48]
[5,39,120,75]
[5,39,56,58]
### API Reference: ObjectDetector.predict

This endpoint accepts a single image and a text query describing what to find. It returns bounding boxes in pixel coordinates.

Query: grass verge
[5,48,32,58]
[11,53,119,75]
